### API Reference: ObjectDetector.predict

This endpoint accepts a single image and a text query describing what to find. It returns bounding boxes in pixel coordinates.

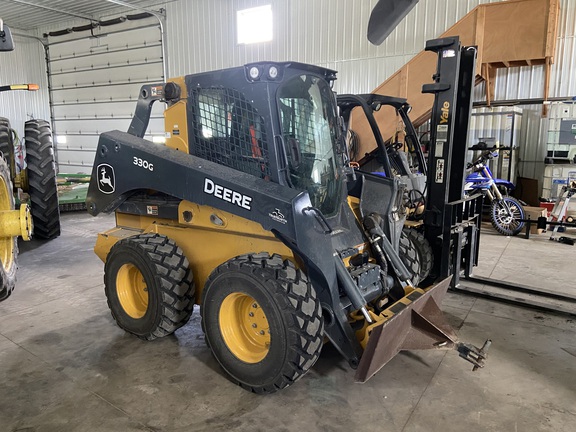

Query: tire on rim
[0,117,15,180]
[104,233,195,340]
[24,119,60,239]
[0,158,18,301]
[403,227,433,282]
[398,230,421,286]
[490,196,525,236]
[201,253,323,394]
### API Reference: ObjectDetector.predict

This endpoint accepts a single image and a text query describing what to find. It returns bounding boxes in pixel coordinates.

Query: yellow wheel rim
[219,293,271,363]
[0,175,14,273]
[116,263,149,319]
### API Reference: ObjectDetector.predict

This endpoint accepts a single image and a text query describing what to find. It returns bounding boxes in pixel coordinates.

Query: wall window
[237,5,273,44]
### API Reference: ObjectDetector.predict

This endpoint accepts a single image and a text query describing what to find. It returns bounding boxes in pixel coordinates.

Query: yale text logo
[440,101,450,124]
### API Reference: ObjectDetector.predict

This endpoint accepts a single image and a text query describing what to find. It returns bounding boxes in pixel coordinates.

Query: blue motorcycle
[464,149,526,236]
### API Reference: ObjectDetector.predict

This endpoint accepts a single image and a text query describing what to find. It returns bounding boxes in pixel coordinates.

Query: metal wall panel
[3,0,570,177]
[166,0,574,100]
[0,34,51,142]
[166,0,505,94]
[550,0,576,99]
[478,0,575,101]
[518,106,549,182]
[163,0,574,194]
[0,0,167,30]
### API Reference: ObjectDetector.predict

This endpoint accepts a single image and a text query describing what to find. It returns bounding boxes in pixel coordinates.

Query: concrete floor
[0,212,575,432]
[473,222,576,297]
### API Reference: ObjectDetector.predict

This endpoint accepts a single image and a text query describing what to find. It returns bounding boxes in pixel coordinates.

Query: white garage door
[47,19,165,174]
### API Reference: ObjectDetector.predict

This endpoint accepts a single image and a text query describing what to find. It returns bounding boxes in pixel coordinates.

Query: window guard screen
[191,87,271,179]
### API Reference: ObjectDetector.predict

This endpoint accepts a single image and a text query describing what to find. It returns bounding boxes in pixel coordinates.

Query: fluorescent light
[56,135,67,144]
[237,5,273,44]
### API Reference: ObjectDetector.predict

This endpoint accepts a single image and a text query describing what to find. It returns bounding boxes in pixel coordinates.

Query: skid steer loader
[86,57,489,393]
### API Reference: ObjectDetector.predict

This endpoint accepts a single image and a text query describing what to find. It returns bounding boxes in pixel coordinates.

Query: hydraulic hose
[334,255,374,323]
[364,214,414,283]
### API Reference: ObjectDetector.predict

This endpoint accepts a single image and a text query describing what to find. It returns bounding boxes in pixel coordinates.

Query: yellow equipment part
[95,200,294,303]
[13,170,28,191]
[0,173,32,243]
[0,204,32,242]
[0,177,15,271]
[164,77,189,154]
[219,293,271,363]
[115,263,149,319]
[95,195,487,376]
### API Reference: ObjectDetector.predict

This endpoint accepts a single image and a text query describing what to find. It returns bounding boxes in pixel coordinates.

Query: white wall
[164,0,575,190]
[7,0,573,178]
[166,0,496,94]
[0,32,51,140]
[165,0,576,100]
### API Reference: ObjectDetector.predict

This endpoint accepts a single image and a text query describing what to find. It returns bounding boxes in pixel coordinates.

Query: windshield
[278,74,342,217]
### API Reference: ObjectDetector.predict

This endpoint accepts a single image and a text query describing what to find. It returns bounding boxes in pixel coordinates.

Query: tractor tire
[201,253,323,394]
[398,230,421,286]
[403,228,433,282]
[0,158,18,302]
[0,117,15,179]
[104,234,195,340]
[24,119,60,239]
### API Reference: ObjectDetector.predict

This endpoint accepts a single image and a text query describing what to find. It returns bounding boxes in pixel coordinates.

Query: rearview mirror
[0,21,15,52]
[368,0,419,46]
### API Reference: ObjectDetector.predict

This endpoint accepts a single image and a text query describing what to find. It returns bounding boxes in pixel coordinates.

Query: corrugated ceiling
[0,0,169,31]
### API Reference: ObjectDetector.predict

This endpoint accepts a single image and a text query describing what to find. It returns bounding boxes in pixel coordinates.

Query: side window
[277,75,342,217]
[198,91,229,138]
[191,88,270,179]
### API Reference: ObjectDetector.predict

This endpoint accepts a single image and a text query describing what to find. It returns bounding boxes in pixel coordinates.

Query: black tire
[25,119,60,239]
[398,230,421,286]
[403,228,433,282]
[0,117,15,179]
[0,158,18,302]
[201,253,323,394]
[104,233,195,340]
[490,196,525,236]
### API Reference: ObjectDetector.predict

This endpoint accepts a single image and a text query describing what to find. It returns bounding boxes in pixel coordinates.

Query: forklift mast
[422,36,483,286]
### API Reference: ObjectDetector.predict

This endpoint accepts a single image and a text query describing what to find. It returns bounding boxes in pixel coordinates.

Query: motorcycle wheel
[490,196,525,236]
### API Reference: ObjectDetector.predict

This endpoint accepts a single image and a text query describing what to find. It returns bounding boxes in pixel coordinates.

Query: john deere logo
[97,164,115,194]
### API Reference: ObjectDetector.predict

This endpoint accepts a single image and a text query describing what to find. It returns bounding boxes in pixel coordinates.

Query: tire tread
[105,233,195,340]
[0,157,18,301]
[25,119,60,239]
[202,253,323,394]
[403,228,433,282]
[399,231,421,286]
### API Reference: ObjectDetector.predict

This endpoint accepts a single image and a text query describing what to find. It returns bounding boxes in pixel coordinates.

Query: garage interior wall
[8,0,572,177]
[166,0,575,188]
[0,33,51,142]
[165,0,575,99]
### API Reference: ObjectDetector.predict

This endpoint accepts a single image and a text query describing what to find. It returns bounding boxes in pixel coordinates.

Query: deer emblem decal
[97,164,115,194]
